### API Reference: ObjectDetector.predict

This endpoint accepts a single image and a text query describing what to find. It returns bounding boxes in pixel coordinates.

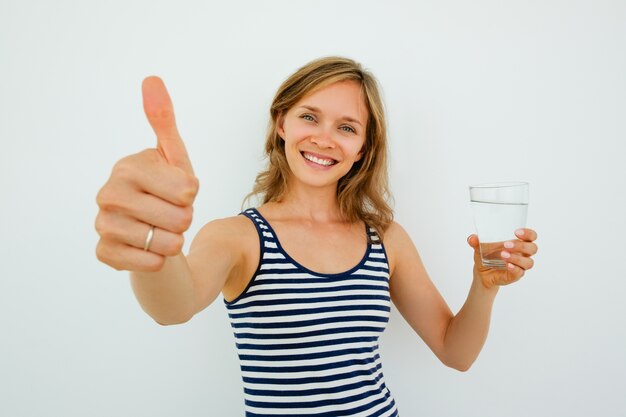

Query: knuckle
[95,185,113,209]
[112,155,132,173]
[100,229,117,241]
[147,107,175,123]
[178,175,200,205]
[165,235,185,256]
[95,242,107,263]
[96,241,121,270]
[112,263,125,272]
[94,212,105,235]
[94,213,112,238]
[95,215,122,242]
[113,159,136,182]
[174,207,193,232]
[188,174,200,194]
[96,183,126,212]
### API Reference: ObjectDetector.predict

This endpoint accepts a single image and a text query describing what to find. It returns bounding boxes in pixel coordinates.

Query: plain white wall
[1,0,625,416]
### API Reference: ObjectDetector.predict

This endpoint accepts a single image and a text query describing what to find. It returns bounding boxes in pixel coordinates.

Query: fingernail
[504,241,514,249]
[507,263,515,270]
[515,229,525,236]
[501,251,511,259]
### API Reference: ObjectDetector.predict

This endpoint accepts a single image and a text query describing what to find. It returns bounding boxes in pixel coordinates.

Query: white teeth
[303,152,335,166]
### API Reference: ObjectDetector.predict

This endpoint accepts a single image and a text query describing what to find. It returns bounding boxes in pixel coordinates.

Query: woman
[95,56,538,416]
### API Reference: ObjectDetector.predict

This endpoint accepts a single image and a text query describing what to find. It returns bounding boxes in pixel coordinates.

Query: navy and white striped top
[224,208,399,417]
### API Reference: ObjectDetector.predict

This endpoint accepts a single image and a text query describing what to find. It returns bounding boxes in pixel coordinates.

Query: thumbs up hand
[95,77,200,272]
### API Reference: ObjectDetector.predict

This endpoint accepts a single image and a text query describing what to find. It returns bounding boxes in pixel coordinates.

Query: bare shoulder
[383,220,413,251]
[383,221,419,277]
[187,213,259,278]
[191,214,257,247]
[384,220,411,242]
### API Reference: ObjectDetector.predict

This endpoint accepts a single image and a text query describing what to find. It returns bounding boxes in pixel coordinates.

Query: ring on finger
[143,225,155,251]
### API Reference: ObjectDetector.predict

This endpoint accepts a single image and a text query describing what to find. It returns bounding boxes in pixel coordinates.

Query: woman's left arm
[386,222,538,371]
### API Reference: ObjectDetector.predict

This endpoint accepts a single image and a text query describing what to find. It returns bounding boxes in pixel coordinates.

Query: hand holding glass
[469,182,529,269]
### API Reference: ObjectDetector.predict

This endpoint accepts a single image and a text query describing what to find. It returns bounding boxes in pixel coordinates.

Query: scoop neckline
[250,207,372,278]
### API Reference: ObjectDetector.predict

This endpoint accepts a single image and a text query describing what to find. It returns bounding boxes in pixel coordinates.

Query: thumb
[142,76,195,175]
[467,234,479,249]
[467,234,483,266]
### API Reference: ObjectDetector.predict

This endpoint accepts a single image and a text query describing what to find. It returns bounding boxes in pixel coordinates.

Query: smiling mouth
[301,152,337,166]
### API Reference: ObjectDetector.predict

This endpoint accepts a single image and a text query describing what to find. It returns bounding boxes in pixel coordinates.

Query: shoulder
[382,220,418,276]
[383,220,412,246]
[192,213,258,252]
[185,213,261,310]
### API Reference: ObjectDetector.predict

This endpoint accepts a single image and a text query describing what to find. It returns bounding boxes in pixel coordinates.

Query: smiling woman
[247,56,393,235]
[95,56,539,417]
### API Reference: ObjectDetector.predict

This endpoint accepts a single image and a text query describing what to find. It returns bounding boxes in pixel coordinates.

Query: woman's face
[277,80,368,191]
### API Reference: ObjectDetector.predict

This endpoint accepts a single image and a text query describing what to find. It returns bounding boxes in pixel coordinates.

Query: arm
[387,222,537,371]
[386,222,460,369]
[130,216,249,325]
[437,274,498,371]
[386,222,495,371]
[130,253,196,325]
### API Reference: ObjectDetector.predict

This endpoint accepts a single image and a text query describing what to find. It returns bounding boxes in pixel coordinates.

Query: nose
[310,125,336,149]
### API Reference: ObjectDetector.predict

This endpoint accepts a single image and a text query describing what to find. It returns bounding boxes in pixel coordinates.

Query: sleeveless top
[224,208,399,417]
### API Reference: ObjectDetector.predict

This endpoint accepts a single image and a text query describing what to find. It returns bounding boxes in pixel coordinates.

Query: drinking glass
[469,182,529,268]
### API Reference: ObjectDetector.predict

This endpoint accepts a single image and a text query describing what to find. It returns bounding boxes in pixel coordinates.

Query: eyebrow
[297,105,364,127]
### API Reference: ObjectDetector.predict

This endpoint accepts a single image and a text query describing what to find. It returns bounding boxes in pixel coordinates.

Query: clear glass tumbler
[469,182,529,269]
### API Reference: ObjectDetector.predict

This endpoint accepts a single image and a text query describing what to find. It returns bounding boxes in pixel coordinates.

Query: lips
[301,151,338,166]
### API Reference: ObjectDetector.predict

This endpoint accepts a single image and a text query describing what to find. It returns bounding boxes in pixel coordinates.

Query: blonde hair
[244,56,393,237]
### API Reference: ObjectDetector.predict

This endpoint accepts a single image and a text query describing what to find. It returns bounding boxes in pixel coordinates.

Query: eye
[301,113,316,122]
[341,125,356,134]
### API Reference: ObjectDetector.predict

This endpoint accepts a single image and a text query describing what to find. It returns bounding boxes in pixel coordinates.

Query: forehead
[292,80,368,124]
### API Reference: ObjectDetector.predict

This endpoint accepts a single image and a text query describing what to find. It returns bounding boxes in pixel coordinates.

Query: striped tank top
[224,208,399,417]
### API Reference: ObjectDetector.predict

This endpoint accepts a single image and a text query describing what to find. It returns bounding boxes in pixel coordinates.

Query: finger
[142,76,195,175]
[96,211,185,257]
[96,239,165,272]
[113,189,194,234]
[133,150,199,206]
[501,251,534,271]
[502,240,538,256]
[514,228,538,242]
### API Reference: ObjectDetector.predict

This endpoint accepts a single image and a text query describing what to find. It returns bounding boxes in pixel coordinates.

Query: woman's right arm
[129,217,248,326]
[95,76,243,325]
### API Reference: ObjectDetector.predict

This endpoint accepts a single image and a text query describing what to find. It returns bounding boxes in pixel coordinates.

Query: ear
[276,113,285,139]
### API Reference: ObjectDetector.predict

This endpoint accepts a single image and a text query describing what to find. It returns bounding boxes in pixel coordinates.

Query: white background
[1,0,625,416]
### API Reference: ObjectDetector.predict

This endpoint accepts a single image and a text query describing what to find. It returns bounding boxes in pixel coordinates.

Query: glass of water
[469,182,529,269]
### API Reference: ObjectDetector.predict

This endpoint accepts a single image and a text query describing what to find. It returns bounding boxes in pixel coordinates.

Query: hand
[95,77,199,272]
[467,228,538,289]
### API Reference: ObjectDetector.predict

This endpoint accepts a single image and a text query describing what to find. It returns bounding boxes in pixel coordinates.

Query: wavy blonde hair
[244,56,393,237]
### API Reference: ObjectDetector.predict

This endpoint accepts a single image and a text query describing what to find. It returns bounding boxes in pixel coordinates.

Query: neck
[276,180,343,223]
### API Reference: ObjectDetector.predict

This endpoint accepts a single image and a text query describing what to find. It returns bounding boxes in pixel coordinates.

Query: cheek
[343,140,365,158]
[293,123,317,139]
